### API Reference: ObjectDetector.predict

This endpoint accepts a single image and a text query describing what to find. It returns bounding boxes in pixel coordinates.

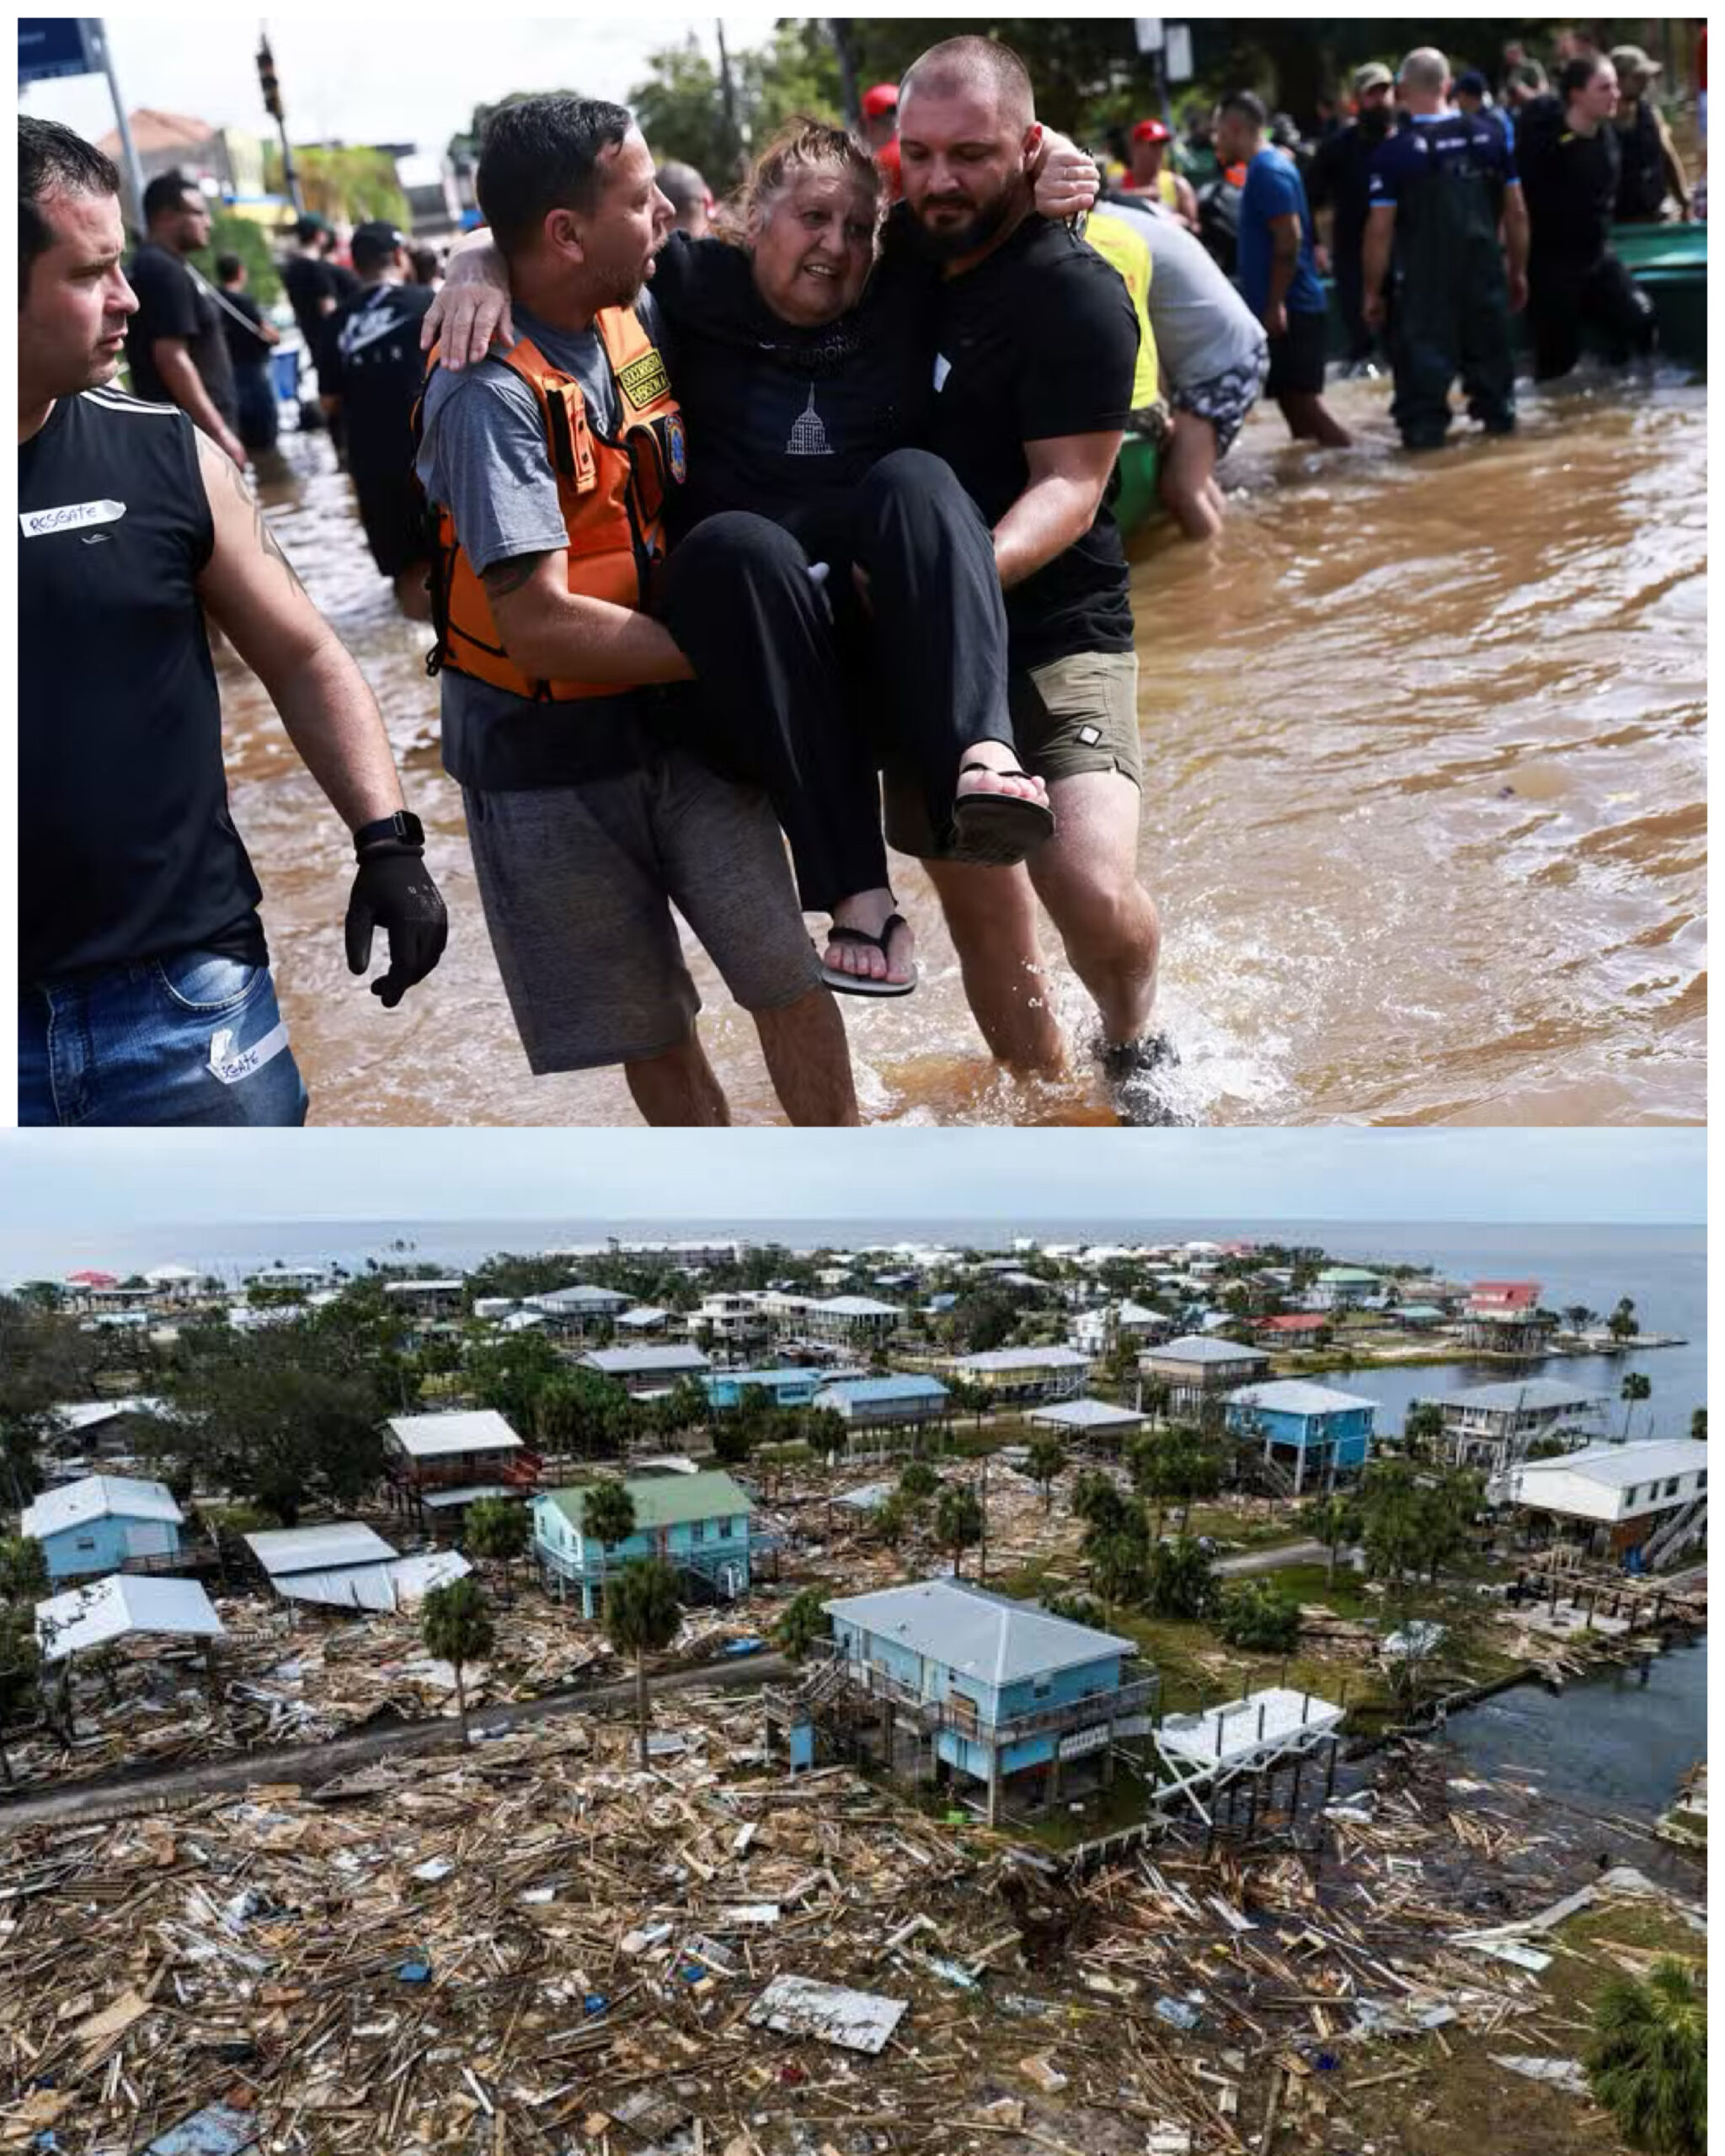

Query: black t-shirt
[218,287,272,373]
[1307,117,1396,244]
[19,389,264,984]
[653,232,937,541]
[921,212,1139,666]
[124,242,239,427]
[281,251,339,346]
[320,278,436,486]
[1517,97,1620,267]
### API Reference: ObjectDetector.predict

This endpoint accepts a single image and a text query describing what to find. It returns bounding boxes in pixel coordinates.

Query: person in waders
[1361,46,1529,451]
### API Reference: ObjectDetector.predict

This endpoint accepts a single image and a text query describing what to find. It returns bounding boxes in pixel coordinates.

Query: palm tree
[773,1584,830,1662]
[602,1557,684,1769]
[1130,1430,1179,1540]
[1402,1400,1445,1458]
[579,1480,638,1613]
[935,1484,984,1578]
[1608,1297,1641,1347]
[1690,1408,1706,1444]
[1025,1433,1065,1512]
[1309,1492,1363,1585]
[420,1577,494,1746]
[1585,1958,1706,2156]
[873,1488,914,1549]
[1621,1371,1653,1440]
[463,1496,529,1588]
[1089,1529,1147,1628]
[898,1457,938,1504]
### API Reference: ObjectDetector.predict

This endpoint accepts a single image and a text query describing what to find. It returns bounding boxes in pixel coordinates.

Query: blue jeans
[19,948,310,1126]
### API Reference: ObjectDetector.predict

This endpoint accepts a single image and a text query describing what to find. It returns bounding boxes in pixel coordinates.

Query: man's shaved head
[900,35,1034,131]
[1398,47,1449,96]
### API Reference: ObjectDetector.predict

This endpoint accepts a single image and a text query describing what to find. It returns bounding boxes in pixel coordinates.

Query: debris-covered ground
[0,1682,1704,2156]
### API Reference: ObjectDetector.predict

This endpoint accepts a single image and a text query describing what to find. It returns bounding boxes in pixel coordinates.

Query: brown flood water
[221,369,1706,1127]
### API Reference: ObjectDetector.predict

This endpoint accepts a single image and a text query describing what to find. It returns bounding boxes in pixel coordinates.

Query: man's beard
[908,184,1016,262]
[595,260,647,310]
[1359,108,1393,141]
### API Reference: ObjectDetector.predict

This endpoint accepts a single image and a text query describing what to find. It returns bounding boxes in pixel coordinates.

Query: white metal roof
[245,1523,398,1575]
[824,1579,1133,1687]
[272,1549,471,1612]
[1144,1335,1270,1365]
[581,1346,712,1374]
[35,1574,223,1661]
[816,1295,903,1316]
[617,1306,670,1326]
[385,1410,524,1457]
[382,1278,465,1294]
[20,1474,184,1541]
[1433,1379,1602,1412]
[1516,1439,1707,1491]
[1226,1380,1378,1417]
[1029,1398,1146,1428]
[954,1347,1088,1371]
[419,1484,514,1508]
[50,1397,170,1433]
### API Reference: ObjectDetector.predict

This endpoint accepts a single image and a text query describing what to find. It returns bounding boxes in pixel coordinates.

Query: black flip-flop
[818,912,917,998]
[948,764,1056,867]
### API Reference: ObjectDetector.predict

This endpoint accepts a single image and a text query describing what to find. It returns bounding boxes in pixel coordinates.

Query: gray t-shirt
[1097,196,1267,391]
[416,296,666,790]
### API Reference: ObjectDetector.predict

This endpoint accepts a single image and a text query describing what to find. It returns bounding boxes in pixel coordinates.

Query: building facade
[1429,1378,1606,1476]
[1224,1380,1376,1494]
[1139,1336,1272,1415]
[947,1347,1089,1405]
[806,1580,1157,1823]
[20,1475,185,1583]
[531,1469,757,1614]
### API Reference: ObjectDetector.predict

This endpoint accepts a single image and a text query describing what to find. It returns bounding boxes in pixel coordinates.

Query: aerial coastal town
[0,1227,1706,2155]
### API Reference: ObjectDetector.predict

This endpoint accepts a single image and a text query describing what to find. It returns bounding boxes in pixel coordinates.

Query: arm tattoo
[213,445,309,600]
[482,552,546,601]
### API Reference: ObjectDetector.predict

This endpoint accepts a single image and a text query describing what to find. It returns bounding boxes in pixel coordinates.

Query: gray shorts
[1171,345,1271,458]
[463,751,821,1074]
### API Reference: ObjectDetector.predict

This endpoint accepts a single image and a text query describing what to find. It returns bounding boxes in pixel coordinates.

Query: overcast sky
[0,1129,1703,1234]
[19,11,788,161]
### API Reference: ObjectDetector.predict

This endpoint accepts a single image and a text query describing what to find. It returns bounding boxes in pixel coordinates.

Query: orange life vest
[419,307,687,702]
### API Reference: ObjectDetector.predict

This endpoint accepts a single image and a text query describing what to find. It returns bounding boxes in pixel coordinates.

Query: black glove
[344,831,448,1009]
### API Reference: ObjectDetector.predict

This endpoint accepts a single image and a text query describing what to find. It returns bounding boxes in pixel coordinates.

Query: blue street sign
[19,18,104,86]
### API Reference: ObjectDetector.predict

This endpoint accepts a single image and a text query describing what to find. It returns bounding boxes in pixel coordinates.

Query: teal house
[532,1469,756,1615]
[702,1368,826,1412]
[816,1579,1156,1822]
[1225,1379,1375,1494]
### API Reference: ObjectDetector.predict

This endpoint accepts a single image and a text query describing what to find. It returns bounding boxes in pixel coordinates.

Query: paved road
[1214,1539,1328,1578]
[0,1652,792,1835]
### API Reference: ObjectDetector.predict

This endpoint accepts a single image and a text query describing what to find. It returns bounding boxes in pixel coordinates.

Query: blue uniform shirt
[1367,108,1519,210]
[1236,147,1327,318]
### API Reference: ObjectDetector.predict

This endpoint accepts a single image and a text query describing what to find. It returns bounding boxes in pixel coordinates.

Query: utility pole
[256,30,304,213]
[828,18,861,130]
[715,18,741,173]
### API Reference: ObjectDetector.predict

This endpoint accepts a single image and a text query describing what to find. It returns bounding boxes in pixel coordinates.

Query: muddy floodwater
[221,367,1706,1127]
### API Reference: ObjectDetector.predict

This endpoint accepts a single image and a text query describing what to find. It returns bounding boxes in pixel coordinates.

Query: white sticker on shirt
[19,498,127,538]
[932,353,953,393]
[208,1021,291,1086]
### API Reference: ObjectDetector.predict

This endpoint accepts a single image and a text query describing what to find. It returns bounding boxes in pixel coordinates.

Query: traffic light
[257,37,283,121]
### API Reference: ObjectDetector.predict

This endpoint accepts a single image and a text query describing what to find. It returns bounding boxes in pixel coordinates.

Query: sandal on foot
[818,912,917,998]
[948,764,1056,867]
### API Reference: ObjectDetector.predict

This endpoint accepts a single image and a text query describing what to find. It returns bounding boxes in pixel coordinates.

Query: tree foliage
[603,1557,684,1768]
[464,1497,529,1577]
[1216,1579,1300,1652]
[935,1485,984,1577]
[420,1577,494,1745]
[1145,1535,1217,1620]
[773,1584,830,1663]
[1025,1434,1065,1511]
[1585,1959,1706,2156]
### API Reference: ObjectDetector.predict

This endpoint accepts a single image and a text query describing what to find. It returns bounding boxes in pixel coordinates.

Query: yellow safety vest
[1083,208,1159,412]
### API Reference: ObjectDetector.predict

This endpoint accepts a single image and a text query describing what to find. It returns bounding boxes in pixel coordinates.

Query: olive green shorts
[883,648,1142,860]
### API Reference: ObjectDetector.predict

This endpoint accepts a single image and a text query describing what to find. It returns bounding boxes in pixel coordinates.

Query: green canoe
[1322,218,1706,372]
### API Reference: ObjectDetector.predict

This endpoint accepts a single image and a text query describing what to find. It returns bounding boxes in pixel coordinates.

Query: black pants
[658,448,1014,914]
[1332,237,1379,366]
[1528,253,1658,381]
[233,361,279,453]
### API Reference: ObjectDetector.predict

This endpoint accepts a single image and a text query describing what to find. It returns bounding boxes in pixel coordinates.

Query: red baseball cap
[1132,118,1172,143]
[861,83,899,119]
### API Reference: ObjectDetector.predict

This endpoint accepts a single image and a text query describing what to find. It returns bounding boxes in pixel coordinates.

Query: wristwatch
[354,809,425,852]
